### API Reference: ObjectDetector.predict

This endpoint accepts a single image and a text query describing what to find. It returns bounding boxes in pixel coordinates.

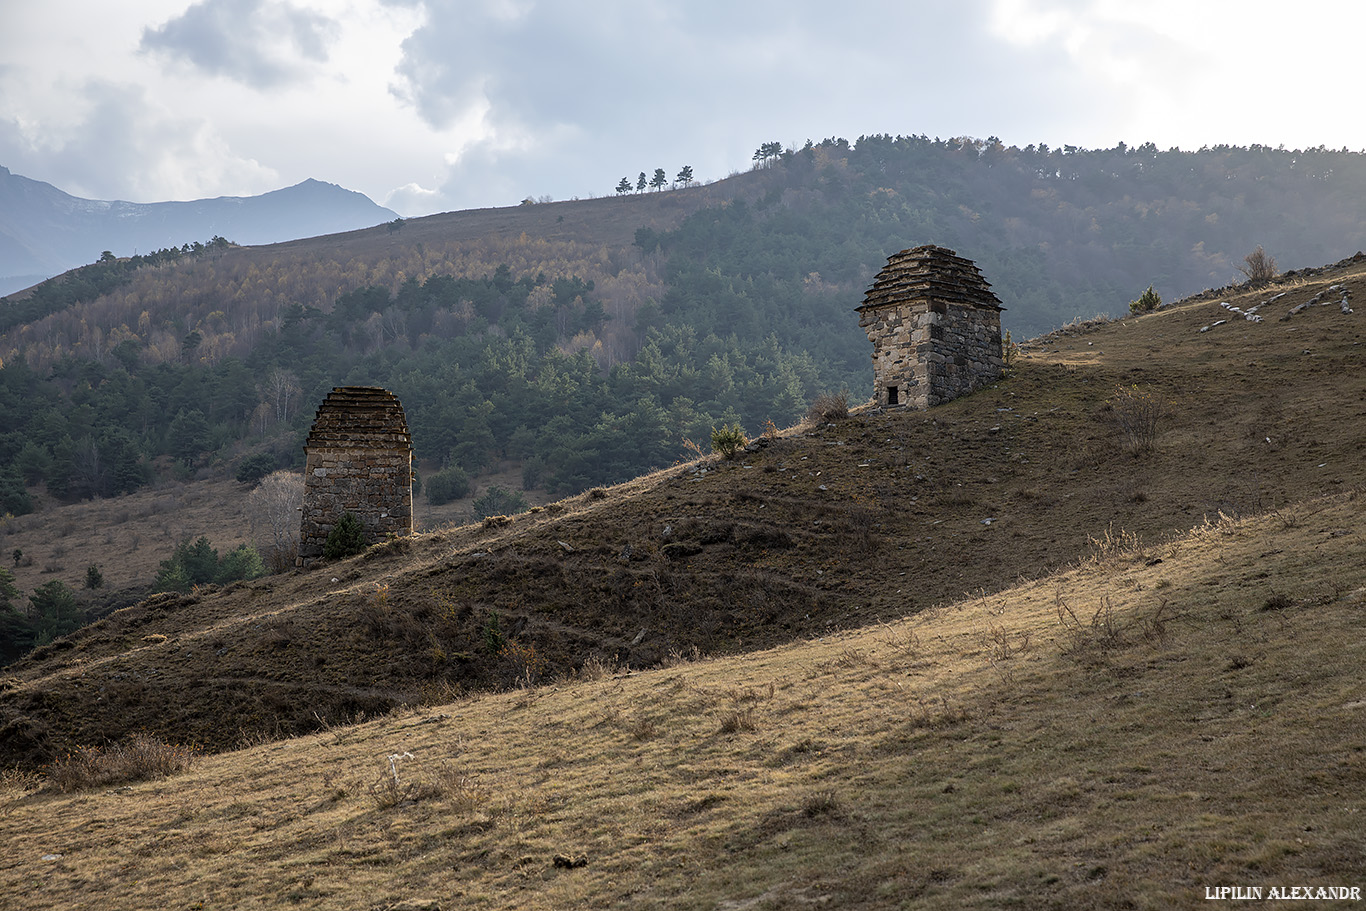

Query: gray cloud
[388,0,1105,210]
[140,0,338,89]
[3,0,1173,217]
[0,76,274,204]
[0,80,171,200]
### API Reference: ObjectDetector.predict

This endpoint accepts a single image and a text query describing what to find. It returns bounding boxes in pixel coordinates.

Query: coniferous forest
[4,135,1366,515]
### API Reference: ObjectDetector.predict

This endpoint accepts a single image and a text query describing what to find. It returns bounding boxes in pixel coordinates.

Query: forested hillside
[3,135,1365,517]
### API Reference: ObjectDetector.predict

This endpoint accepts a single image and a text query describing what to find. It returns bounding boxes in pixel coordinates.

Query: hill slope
[5,138,1366,533]
[2,461,1362,909]
[1,256,1363,768]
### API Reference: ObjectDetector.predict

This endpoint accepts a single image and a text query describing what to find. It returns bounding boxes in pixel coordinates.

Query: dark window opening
[887,386,899,405]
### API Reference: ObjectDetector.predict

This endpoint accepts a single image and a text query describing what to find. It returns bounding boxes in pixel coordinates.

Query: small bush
[322,512,367,560]
[84,564,104,590]
[718,706,759,734]
[801,790,843,819]
[1108,385,1168,455]
[369,753,485,811]
[473,485,528,520]
[1002,329,1020,368]
[805,391,849,425]
[1055,591,1126,659]
[155,536,219,592]
[1238,245,1277,284]
[1128,285,1162,314]
[29,581,82,646]
[48,734,197,792]
[234,452,277,486]
[480,611,506,655]
[577,655,619,681]
[426,466,471,505]
[500,639,546,686]
[216,543,267,584]
[710,423,748,460]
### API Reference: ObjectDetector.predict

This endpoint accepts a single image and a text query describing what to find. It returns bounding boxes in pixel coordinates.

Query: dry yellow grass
[4,489,1363,909]
[4,255,1366,907]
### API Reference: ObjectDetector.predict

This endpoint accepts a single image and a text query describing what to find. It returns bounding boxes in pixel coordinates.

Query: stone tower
[298,386,413,566]
[856,245,1004,408]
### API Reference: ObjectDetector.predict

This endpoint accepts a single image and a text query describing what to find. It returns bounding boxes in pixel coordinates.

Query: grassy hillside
[2,255,1363,767]
[2,460,1362,908]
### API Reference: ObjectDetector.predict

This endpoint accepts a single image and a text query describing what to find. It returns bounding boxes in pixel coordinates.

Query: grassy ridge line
[3,490,1363,909]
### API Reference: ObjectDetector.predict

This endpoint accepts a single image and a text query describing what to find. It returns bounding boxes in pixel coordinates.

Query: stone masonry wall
[857,246,1004,409]
[298,387,413,566]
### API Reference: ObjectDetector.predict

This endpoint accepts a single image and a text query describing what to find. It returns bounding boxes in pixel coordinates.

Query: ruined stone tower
[298,386,413,566]
[856,245,1004,408]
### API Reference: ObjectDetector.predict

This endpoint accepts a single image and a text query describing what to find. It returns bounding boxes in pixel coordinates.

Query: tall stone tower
[856,245,1004,408]
[297,386,413,566]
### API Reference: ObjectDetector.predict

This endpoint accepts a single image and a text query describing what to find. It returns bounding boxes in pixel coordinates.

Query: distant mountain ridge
[0,166,399,295]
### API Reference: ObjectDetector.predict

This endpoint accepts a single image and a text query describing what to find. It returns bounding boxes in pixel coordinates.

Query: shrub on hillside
[29,581,83,646]
[1108,385,1168,455]
[216,543,266,584]
[711,423,748,460]
[426,466,471,505]
[1002,329,1021,369]
[1128,285,1162,314]
[473,486,528,520]
[47,733,197,793]
[1238,245,1277,284]
[234,452,278,485]
[322,512,367,560]
[155,536,267,592]
[805,391,849,425]
[155,536,218,592]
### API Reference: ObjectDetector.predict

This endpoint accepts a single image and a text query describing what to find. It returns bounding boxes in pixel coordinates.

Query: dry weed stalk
[47,733,197,793]
[1108,385,1168,455]
[368,752,485,812]
[1054,590,1126,658]
[983,622,1031,661]
[1085,523,1143,565]
[1139,598,1173,644]
[879,623,922,656]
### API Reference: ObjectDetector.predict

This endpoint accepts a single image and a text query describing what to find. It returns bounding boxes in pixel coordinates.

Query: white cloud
[383,181,443,216]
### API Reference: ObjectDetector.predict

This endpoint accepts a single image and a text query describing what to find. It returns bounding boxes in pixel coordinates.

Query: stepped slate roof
[304,386,411,450]
[857,244,1003,313]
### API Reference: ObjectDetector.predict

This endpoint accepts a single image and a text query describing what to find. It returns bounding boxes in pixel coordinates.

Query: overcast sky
[2,0,1362,217]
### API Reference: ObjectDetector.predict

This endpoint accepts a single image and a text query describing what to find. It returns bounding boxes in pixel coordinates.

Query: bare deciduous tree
[262,368,302,425]
[249,470,304,572]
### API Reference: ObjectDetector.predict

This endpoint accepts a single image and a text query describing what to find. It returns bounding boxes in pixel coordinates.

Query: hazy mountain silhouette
[0,167,399,295]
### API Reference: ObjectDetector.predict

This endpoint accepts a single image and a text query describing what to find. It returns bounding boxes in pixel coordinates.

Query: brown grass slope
[1,258,1364,773]
[2,471,1363,909]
